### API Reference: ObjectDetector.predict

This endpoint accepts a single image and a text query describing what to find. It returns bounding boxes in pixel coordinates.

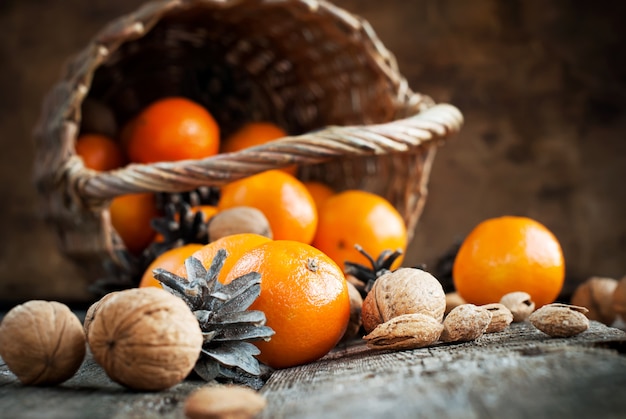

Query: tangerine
[223,240,350,369]
[75,133,125,171]
[174,233,271,283]
[139,244,204,288]
[312,190,407,271]
[218,170,318,244]
[220,122,287,153]
[221,122,296,175]
[452,216,565,308]
[303,181,335,211]
[126,97,220,164]
[109,193,160,255]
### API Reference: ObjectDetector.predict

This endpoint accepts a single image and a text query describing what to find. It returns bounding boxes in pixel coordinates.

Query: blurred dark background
[1,0,625,306]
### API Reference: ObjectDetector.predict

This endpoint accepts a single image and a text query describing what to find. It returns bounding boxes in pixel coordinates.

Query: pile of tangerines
[77,96,408,369]
[77,96,567,370]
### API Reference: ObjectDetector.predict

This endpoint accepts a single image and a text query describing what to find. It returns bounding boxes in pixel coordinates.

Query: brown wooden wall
[1,0,624,305]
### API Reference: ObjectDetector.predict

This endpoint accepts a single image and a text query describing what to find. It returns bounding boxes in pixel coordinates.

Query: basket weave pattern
[33,0,463,278]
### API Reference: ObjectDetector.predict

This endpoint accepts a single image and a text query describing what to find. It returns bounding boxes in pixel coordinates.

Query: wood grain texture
[1,322,625,418]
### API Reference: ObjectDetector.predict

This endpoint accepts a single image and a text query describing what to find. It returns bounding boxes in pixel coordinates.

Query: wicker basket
[33,0,463,284]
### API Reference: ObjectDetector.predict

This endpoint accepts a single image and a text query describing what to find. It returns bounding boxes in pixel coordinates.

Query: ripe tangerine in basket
[218,170,318,244]
[125,97,220,164]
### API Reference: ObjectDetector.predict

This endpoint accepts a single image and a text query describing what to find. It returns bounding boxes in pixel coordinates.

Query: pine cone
[153,249,274,387]
[344,245,404,299]
[156,187,220,210]
[148,202,210,258]
[89,248,146,296]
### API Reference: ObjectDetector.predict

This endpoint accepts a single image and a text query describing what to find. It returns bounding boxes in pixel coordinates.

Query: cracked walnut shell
[87,287,203,391]
[0,300,86,386]
[361,268,446,334]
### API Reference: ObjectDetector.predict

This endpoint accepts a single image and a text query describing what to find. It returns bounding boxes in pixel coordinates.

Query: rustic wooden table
[1,321,626,419]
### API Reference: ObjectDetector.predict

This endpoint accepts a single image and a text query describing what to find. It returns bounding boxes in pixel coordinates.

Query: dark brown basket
[33,0,463,283]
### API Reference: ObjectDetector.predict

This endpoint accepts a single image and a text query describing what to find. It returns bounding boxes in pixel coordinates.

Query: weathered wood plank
[260,322,626,419]
[1,322,625,419]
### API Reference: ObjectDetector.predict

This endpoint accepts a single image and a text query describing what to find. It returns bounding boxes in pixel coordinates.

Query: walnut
[340,280,363,342]
[208,206,273,242]
[570,276,618,325]
[83,291,119,338]
[184,385,267,419]
[87,287,203,391]
[361,268,446,333]
[0,300,86,385]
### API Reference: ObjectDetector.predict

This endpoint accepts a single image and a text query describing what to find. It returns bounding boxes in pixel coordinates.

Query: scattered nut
[361,268,446,333]
[441,304,492,343]
[340,281,363,342]
[346,273,366,292]
[87,287,203,391]
[481,303,514,333]
[363,313,443,351]
[83,291,119,338]
[571,276,618,325]
[184,385,267,419]
[612,275,626,323]
[445,292,466,315]
[529,303,590,337]
[499,291,536,322]
[208,206,272,242]
[0,300,86,385]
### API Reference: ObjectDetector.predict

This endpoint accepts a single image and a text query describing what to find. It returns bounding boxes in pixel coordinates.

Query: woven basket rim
[34,0,463,203]
[31,0,464,281]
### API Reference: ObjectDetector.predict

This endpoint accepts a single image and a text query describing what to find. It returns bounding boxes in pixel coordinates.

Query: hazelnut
[0,300,86,385]
[87,287,203,391]
[361,268,446,334]
[208,206,273,242]
[441,304,492,342]
[570,276,618,325]
[340,281,363,342]
[499,291,536,322]
[184,385,267,419]
[612,275,626,323]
